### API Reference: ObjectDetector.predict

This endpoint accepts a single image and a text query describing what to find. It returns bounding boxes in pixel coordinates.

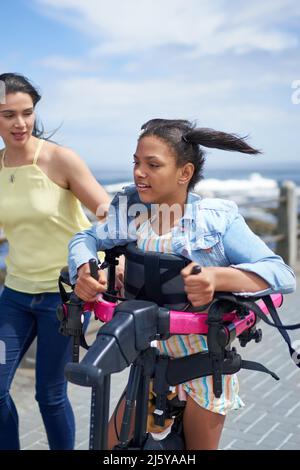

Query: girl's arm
[182,212,296,307]
[68,223,105,286]
[68,188,140,295]
[182,263,270,307]
[68,221,130,300]
[223,213,296,295]
[68,220,130,284]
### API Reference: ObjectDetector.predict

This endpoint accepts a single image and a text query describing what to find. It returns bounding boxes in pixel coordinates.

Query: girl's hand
[75,262,107,301]
[181,263,216,307]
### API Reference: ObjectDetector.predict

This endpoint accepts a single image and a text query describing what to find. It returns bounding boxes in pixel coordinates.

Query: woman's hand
[181,263,216,307]
[75,262,107,301]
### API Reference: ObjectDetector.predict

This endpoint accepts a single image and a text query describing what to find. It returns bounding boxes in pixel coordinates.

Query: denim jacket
[68,185,296,296]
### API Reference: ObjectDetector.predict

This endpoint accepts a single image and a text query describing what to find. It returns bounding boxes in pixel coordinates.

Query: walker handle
[89,259,100,281]
[190,264,202,275]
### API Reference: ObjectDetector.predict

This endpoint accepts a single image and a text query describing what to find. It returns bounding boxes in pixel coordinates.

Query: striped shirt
[136,216,244,415]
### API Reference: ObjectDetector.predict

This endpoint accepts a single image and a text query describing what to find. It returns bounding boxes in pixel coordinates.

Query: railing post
[277,181,298,267]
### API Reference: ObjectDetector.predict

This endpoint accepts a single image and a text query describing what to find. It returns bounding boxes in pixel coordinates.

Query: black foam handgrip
[89,259,99,281]
[191,264,202,275]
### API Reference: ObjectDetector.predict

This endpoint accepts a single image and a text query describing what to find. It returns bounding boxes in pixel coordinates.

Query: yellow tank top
[0,139,91,293]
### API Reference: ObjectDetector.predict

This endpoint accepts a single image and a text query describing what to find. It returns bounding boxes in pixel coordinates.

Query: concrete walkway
[10,276,300,450]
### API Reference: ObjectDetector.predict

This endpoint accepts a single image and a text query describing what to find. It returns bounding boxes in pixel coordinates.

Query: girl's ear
[178,163,194,185]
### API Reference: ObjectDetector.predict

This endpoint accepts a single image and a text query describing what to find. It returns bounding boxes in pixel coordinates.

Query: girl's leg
[34,293,76,450]
[183,395,225,450]
[0,287,36,450]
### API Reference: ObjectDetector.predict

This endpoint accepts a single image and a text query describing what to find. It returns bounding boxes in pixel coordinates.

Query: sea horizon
[92,161,300,187]
[1,162,299,272]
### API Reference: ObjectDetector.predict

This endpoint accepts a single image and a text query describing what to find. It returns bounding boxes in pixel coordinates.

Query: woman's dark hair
[139,118,261,190]
[0,73,51,139]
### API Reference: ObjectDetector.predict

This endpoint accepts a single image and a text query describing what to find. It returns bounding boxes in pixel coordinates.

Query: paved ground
[10,275,300,450]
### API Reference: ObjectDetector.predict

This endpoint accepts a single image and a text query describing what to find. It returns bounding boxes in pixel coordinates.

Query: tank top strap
[0,149,5,167]
[32,139,44,165]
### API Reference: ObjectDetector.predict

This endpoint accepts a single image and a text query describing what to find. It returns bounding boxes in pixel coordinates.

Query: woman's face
[133,135,187,206]
[0,92,35,147]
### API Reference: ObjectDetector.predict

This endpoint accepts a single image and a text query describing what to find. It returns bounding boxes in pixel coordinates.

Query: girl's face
[133,135,190,206]
[0,92,35,147]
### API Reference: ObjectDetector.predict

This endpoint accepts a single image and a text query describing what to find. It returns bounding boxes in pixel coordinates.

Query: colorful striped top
[136,216,244,415]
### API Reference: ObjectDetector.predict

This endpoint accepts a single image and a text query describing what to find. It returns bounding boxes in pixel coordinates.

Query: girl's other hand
[181,262,216,307]
[75,262,107,301]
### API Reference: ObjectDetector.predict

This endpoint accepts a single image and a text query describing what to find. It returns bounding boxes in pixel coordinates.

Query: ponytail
[140,118,261,189]
[182,128,261,155]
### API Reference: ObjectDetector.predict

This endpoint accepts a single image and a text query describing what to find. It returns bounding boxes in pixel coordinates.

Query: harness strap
[263,295,300,368]
[144,252,163,305]
[128,284,187,305]
[58,273,70,303]
[125,243,189,307]
[212,294,300,369]
[165,350,279,387]
[126,269,186,292]
[152,356,170,426]
[214,293,300,330]
[80,335,90,350]
[127,267,188,305]
[241,359,279,380]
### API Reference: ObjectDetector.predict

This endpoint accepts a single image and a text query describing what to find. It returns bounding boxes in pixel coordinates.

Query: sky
[0,0,299,174]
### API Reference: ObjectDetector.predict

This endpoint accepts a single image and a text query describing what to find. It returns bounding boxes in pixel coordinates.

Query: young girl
[68,119,296,450]
[0,73,110,450]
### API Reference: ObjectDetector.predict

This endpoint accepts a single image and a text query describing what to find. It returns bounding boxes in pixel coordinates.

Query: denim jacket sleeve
[68,223,124,285]
[222,207,296,296]
[68,185,147,284]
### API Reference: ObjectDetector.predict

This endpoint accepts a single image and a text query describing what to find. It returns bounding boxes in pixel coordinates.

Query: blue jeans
[0,286,85,450]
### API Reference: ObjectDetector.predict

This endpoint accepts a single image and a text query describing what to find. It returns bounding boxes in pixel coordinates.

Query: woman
[0,73,110,450]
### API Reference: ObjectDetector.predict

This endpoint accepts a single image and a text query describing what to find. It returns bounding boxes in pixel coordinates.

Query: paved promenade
[10,274,300,450]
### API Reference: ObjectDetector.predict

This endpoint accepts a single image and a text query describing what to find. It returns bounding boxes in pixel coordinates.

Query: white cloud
[42,75,235,123]
[35,0,300,56]
[40,73,298,142]
[30,0,300,167]
[39,55,86,72]
[35,69,299,167]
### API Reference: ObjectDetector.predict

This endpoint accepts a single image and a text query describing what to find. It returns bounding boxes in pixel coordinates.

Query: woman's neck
[3,136,38,165]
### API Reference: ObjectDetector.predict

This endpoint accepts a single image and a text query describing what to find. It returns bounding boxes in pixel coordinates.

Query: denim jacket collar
[117,185,201,253]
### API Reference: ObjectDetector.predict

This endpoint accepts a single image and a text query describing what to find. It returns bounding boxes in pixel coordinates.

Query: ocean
[1,162,299,271]
[93,162,300,187]
[93,163,300,213]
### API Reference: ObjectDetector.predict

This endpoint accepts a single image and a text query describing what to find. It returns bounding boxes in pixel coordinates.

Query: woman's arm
[54,146,111,217]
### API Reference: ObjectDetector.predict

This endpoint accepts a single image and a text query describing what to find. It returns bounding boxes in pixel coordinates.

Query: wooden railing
[237,181,299,267]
